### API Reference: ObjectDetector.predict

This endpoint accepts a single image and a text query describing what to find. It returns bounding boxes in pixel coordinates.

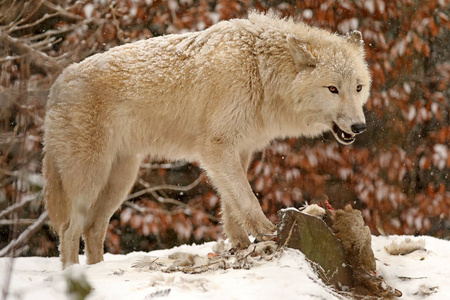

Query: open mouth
[332,123,355,145]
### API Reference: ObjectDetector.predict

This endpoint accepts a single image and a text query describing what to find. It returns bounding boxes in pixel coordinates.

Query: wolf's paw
[246,215,276,240]
[229,234,251,249]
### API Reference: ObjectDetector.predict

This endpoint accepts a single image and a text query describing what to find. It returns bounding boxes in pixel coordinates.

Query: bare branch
[123,201,220,223]
[0,0,18,23]
[0,219,50,226]
[124,175,220,223]
[0,192,41,219]
[124,202,187,217]
[107,0,125,43]
[0,54,22,63]
[29,35,55,49]
[126,175,204,201]
[139,161,189,169]
[6,0,44,31]
[32,37,63,52]
[0,211,49,257]
[26,18,94,42]
[0,0,22,26]
[124,201,147,214]
[42,0,82,20]
[151,191,190,207]
[8,11,60,34]
[0,31,63,72]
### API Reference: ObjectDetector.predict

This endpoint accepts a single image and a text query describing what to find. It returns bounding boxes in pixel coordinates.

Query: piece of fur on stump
[327,204,401,298]
[327,204,376,273]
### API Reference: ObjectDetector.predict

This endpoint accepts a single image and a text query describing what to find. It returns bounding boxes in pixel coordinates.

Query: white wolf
[43,12,371,268]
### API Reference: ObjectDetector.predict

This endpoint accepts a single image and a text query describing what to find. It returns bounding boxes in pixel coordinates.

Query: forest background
[0,0,448,258]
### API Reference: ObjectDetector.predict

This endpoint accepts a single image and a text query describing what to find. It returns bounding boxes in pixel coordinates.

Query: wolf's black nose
[351,123,367,134]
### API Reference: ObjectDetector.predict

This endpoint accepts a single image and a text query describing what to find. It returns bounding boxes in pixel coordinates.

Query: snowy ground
[1,235,449,300]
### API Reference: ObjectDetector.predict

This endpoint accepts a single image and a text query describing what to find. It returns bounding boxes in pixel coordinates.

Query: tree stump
[277,206,402,298]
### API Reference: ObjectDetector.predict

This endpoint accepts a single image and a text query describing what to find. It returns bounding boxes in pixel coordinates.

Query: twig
[127,175,209,216]
[31,37,63,51]
[139,161,189,169]
[107,0,125,43]
[25,18,94,42]
[0,169,20,177]
[178,243,278,274]
[124,202,179,215]
[126,175,204,201]
[236,244,258,263]
[172,247,257,274]
[8,11,60,33]
[281,220,297,248]
[0,0,18,23]
[175,258,228,274]
[5,0,44,31]
[42,0,83,20]
[124,202,147,213]
[0,211,49,257]
[0,0,27,30]
[0,55,22,63]
[0,192,41,220]
[0,219,50,226]
[0,32,62,72]
[150,190,190,209]
[397,276,427,280]
[124,197,220,223]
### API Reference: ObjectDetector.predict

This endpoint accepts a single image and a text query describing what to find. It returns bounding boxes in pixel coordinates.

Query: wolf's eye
[356,85,363,92]
[328,86,339,94]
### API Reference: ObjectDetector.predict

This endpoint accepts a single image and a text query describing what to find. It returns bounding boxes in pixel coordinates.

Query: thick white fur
[43,12,371,268]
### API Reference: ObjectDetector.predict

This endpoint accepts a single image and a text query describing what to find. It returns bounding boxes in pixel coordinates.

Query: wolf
[43,11,371,268]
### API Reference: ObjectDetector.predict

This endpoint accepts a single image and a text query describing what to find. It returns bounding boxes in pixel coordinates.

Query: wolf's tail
[43,153,68,235]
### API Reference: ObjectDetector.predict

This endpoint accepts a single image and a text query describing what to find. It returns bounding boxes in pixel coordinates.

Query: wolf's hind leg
[82,155,141,265]
[43,153,77,267]
[59,154,116,268]
[60,214,83,268]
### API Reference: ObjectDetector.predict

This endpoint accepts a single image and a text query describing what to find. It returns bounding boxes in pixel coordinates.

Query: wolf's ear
[346,30,364,48]
[287,35,316,68]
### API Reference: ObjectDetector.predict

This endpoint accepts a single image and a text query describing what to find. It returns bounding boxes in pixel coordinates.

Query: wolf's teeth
[341,133,346,139]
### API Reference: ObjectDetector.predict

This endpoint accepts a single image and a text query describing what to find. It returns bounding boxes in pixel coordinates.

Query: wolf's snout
[351,123,367,134]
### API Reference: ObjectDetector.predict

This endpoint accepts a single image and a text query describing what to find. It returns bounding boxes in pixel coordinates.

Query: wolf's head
[287,30,371,145]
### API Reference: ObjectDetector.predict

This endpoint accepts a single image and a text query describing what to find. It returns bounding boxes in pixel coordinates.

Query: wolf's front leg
[201,150,275,248]
[221,200,252,248]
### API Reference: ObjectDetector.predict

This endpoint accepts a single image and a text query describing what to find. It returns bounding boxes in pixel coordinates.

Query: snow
[302,9,313,20]
[433,144,448,170]
[83,4,94,19]
[337,18,359,34]
[1,236,450,300]
[364,0,375,14]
